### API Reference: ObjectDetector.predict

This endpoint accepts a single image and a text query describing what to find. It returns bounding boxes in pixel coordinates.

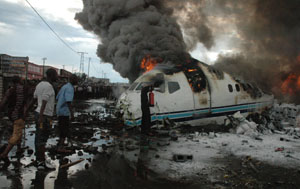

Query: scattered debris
[169,130,178,141]
[84,163,89,170]
[228,111,260,138]
[173,154,193,162]
[280,137,291,142]
[27,148,34,155]
[60,159,84,169]
[275,147,284,152]
[270,103,300,128]
[77,151,83,156]
[1,98,300,188]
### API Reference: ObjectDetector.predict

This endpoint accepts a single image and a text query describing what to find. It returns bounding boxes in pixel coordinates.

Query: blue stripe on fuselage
[124,102,269,126]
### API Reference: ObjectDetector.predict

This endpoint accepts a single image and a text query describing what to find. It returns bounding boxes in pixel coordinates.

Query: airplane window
[168,82,180,94]
[235,84,240,92]
[128,82,138,90]
[135,82,151,90]
[228,84,233,92]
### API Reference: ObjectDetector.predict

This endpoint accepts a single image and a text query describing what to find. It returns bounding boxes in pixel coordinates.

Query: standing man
[56,74,78,153]
[0,76,28,167]
[32,68,57,169]
[140,85,152,136]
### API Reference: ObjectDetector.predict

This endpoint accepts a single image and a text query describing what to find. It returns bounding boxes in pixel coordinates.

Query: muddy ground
[0,99,300,189]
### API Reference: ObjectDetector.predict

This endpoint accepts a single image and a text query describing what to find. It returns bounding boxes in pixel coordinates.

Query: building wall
[28,62,43,80]
[60,69,72,78]
[0,54,28,79]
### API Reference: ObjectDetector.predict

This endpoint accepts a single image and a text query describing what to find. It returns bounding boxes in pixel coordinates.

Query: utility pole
[88,57,91,78]
[25,56,29,85]
[77,52,87,74]
[62,65,65,70]
[42,57,47,78]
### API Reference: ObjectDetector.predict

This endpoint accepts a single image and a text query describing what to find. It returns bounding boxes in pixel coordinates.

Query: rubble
[1,98,300,188]
[60,159,84,169]
[227,111,260,138]
[224,103,300,141]
[173,154,193,162]
[0,99,122,188]
[270,103,300,128]
[275,147,284,152]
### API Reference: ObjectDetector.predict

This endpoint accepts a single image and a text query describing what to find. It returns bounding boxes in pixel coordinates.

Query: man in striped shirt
[0,76,28,168]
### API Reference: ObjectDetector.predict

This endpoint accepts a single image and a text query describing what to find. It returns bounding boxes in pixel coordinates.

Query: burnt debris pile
[1,97,300,188]
[223,103,300,139]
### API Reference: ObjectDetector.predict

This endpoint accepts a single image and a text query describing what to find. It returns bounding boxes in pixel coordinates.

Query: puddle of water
[0,99,115,188]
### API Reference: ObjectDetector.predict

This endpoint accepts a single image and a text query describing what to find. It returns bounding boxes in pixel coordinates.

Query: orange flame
[281,74,300,95]
[297,55,300,63]
[188,69,197,72]
[140,55,157,73]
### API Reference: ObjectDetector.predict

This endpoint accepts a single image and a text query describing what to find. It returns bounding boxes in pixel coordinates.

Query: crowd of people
[74,84,114,100]
[0,68,78,170]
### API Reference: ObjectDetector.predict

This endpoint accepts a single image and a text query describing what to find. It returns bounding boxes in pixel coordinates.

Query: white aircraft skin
[117,60,274,127]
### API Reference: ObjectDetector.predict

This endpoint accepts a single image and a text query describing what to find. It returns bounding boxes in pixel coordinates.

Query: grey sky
[0,0,128,82]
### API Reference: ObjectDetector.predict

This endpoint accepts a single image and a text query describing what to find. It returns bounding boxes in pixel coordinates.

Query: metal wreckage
[1,58,300,188]
[112,58,300,186]
[117,58,274,127]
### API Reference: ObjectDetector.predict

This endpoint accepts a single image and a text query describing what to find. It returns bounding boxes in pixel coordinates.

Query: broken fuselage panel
[117,59,274,127]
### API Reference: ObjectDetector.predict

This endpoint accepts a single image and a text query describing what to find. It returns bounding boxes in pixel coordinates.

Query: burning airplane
[117,57,274,127]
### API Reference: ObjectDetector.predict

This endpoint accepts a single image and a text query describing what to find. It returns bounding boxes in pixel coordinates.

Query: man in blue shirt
[56,74,78,153]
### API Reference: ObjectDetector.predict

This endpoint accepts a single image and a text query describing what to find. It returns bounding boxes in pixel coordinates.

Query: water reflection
[32,170,48,189]
[54,158,72,189]
[136,137,150,180]
[0,99,116,188]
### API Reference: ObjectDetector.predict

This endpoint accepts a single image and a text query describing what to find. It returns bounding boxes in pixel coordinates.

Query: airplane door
[183,64,211,120]
[192,87,211,116]
[189,74,211,119]
[152,73,194,123]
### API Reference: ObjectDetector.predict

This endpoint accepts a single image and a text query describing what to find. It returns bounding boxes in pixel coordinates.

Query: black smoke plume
[76,0,300,103]
[213,0,300,103]
[75,0,214,82]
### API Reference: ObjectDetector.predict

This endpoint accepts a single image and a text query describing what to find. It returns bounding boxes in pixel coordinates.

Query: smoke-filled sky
[0,0,227,83]
[0,0,215,83]
[76,0,300,103]
[1,0,300,102]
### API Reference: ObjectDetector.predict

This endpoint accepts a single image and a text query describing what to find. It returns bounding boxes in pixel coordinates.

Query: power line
[84,56,101,63]
[24,0,78,55]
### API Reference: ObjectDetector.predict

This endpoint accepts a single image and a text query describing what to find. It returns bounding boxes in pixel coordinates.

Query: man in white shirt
[33,68,58,170]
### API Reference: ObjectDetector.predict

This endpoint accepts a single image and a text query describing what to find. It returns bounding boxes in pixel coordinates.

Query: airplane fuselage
[117,59,274,127]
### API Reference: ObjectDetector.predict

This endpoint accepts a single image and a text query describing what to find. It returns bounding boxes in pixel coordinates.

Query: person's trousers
[34,112,52,161]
